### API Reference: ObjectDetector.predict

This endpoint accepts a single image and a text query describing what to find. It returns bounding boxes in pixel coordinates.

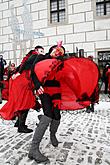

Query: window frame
[93,0,110,19]
[48,0,68,26]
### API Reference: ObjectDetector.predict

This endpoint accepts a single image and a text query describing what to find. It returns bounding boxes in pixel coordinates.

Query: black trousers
[39,93,61,120]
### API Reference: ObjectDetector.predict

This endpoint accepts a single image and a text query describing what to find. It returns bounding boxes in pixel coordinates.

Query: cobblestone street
[0,94,110,165]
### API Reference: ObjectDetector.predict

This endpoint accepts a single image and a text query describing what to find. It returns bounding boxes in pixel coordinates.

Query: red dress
[0,71,36,120]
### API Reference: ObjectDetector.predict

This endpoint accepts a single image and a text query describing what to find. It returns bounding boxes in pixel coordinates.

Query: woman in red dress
[0,47,44,133]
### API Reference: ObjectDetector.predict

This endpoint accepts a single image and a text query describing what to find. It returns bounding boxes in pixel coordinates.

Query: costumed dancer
[28,41,65,163]
[13,47,43,131]
[105,65,110,97]
[102,63,110,94]
[0,48,43,133]
[28,44,99,163]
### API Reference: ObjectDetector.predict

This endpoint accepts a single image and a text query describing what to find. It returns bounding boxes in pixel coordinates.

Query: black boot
[18,110,33,133]
[28,115,52,163]
[50,119,60,147]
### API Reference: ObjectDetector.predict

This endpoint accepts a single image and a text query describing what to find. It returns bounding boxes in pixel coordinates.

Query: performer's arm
[31,55,46,91]
[19,55,36,73]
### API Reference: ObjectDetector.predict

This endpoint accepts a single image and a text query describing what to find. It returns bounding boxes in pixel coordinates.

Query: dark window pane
[59,11,65,22]
[51,12,58,23]
[51,1,57,11]
[96,0,110,16]
[96,4,104,16]
[50,0,65,23]
[59,0,65,10]
[106,3,110,14]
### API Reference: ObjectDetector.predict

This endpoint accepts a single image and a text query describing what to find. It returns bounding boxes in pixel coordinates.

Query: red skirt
[0,71,36,120]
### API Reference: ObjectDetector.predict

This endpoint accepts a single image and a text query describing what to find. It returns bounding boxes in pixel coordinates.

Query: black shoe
[18,126,33,133]
[28,155,50,165]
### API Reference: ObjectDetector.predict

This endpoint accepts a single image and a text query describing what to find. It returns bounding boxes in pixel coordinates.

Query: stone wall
[0,0,110,65]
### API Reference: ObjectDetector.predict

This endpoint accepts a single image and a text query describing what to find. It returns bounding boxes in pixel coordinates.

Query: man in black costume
[0,55,7,104]
[28,44,65,163]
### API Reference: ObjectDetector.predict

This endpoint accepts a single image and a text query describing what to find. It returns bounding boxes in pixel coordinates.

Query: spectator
[0,55,6,104]
[102,64,110,94]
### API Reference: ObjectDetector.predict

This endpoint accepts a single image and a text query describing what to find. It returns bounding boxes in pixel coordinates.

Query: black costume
[21,53,61,120]
[102,64,109,94]
[0,55,6,104]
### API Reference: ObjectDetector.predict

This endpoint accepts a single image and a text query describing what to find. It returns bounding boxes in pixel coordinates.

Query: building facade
[0,0,110,68]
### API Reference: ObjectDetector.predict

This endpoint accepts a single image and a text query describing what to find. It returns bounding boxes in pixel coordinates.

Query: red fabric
[106,68,110,92]
[44,87,61,96]
[4,67,8,76]
[0,71,36,120]
[34,59,62,84]
[35,57,99,110]
[1,80,9,100]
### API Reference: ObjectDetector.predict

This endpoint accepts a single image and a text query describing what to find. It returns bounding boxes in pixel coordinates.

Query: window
[50,0,66,23]
[96,0,110,16]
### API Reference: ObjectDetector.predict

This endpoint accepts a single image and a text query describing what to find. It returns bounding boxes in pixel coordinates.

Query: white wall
[0,0,110,65]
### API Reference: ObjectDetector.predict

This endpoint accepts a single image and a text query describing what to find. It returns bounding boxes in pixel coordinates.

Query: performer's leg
[28,93,53,163]
[50,107,61,147]
[32,97,42,112]
[28,115,51,163]
[18,110,33,133]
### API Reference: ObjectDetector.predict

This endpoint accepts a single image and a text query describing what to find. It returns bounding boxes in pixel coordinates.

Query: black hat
[35,45,44,50]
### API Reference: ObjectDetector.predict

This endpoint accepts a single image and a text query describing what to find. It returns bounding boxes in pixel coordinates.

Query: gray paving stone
[0,94,110,164]
[56,149,69,162]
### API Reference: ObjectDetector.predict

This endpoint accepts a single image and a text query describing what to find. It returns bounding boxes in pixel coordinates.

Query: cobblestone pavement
[0,94,110,165]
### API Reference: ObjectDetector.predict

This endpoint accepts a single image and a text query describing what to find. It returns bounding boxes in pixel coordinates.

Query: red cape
[35,57,99,110]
